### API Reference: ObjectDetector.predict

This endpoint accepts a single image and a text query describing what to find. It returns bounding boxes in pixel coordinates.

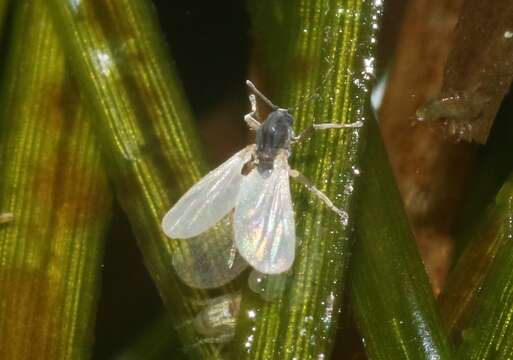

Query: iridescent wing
[162,145,254,239]
[234,156,295,274]
[172,215,249,289]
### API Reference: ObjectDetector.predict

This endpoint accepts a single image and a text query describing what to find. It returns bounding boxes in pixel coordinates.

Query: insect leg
[289,169,347,221]
[291,121,363,144]
[244,94,261,131]
[227,243,237,269]
[246,80,278,110]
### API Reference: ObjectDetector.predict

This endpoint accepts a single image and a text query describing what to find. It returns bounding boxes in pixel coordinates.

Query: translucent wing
[234,156,295,274]
[162,145,254,239]
[172,215,249,289]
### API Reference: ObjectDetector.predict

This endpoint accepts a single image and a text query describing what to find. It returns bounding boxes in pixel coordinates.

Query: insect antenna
[246,80,279,110]
[289,64,335,113]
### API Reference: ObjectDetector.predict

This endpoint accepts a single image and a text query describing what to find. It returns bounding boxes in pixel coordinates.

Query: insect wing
[162,146,254,239]
[172,215,249,289]
[234,159,295,274]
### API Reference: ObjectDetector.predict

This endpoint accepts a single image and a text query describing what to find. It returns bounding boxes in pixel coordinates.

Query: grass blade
[350,118,452,359]
[449,175,513,359]
[378,0,467,294]
[0,1,112,358]
[438,96,513,350]
[0,0,7,35]
[46,0,233,357]
[113,314,186,360]
[232,1,381,358]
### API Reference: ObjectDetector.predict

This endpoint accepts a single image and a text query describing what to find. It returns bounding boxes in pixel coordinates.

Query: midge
[162,81,361,274]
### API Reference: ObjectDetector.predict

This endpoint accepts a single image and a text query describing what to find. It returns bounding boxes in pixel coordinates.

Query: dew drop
[248,270,288,302]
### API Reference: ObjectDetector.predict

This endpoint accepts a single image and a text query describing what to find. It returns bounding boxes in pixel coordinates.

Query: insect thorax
[256,109,293,176]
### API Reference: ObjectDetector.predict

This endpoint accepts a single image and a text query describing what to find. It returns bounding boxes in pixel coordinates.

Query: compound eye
[286,112,294,125]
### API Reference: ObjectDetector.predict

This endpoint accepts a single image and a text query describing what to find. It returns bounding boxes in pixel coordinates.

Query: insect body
[255,109,293,176]
[162,81,360,278]
[415,90,490,143]
[192,293,241,345]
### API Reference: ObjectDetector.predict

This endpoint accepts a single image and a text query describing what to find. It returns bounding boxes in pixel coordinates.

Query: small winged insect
[162,81,361,287]
[415,90,490,143]
[191,293,241,346]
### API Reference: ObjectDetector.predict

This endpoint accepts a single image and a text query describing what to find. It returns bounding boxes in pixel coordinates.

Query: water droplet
[364,57,374,75]
[248,270,288,302]
[339,211,349,226]
[245,334,254,348]
[93,50,114,76]
[324,26,332,43]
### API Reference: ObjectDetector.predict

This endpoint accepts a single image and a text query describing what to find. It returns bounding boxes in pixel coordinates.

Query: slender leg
[291,121,363,144]
[227,243,237,269]
[289,169,348,224]
[243,94,261,131]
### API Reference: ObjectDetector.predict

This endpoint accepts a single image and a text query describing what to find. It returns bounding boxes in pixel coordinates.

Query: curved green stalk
[113,314,186,360]
[46,1,230,357]
[448,176,513,359]
[232,1,380,359]
[0,1,111,359]
[438,98,513,344]
[453,102,513,258]
[350,118,452,359]
[438,190,507,345]
[0,0,7,36]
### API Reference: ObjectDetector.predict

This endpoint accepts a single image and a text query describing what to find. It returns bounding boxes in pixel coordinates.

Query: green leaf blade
[0,1,112,358]
[351,120,452,360]
[232,0,381,359]
[47,0,235,357]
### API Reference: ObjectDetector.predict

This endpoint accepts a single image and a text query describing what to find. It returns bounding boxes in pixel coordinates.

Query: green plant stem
[46,1,228,357]
[0,1,112,359]
[113,314,186,360]
[438,197,505,344]
[447,176,513,359]
[453,98,513,257]
[350,118,452,359]
[232,1,381,359]
[438,97,513,342]
[0,0,7,35]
